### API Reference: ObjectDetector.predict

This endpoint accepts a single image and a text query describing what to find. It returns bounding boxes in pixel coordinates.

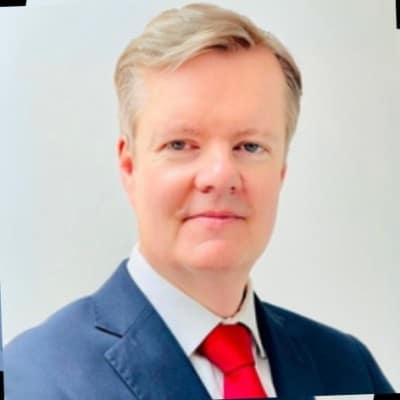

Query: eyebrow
[226,128,280,144]
[148,125,196,148]
[233,128,277,140]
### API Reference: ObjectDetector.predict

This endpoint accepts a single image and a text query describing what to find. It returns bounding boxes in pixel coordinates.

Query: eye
[243,143,261,153]
[235,142,265,153]
[166,140,188,151]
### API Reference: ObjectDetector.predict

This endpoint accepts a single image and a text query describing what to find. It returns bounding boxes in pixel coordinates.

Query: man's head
[115,3,302,151]
[115,4,302,309]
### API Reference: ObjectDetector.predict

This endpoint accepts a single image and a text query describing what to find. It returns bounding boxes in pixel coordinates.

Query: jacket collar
[255,294,322,398]
[92,260,211,400]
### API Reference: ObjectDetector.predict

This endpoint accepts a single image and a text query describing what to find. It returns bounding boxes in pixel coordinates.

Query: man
[4,3,394,399]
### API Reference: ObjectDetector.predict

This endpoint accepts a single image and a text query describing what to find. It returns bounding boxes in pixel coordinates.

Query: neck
[157,267,249,318]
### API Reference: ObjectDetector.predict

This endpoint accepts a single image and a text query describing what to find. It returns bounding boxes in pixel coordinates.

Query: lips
[184,211,244,222]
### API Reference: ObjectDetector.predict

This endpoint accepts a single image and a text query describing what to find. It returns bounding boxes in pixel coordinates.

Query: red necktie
[199,323,268,399]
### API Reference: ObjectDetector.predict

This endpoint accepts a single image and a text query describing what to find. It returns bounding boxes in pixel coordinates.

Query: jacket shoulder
[6,296,95,354]
[4,296,115,399]
[260,302,394,393]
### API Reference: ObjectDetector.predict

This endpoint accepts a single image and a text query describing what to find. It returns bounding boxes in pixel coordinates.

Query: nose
[194,145,243,196]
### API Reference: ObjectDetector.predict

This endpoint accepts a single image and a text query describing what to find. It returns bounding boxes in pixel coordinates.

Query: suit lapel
[255,295,322,398]
[93,261,211,400]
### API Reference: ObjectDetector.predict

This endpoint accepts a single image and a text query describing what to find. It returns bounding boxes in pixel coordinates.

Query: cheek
[251,176,282,228]
[136,165,190,219]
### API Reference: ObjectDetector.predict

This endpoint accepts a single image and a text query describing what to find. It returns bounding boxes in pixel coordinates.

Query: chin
[184,239,249,272]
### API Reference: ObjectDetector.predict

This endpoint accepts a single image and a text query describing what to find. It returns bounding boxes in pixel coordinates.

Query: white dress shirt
[127,243,276,399]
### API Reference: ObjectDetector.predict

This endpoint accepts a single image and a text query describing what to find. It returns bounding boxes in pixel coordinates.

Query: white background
[1,0,399,390]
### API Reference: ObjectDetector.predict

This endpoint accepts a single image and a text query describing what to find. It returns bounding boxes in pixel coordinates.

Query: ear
[117,135,135,193]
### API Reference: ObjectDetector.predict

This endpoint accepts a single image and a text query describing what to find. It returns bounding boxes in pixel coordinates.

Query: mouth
[183,212,245,222]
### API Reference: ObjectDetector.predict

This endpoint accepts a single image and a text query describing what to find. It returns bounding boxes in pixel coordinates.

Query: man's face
[119,46,287,283]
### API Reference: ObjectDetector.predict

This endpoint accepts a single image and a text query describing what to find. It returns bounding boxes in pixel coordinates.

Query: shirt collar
[127,243,266,359]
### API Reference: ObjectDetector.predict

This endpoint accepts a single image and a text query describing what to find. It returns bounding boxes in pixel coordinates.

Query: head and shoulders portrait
[1,2,398,399]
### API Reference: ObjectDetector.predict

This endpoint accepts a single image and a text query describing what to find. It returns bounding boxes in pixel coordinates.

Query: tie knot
[199,324,255,374]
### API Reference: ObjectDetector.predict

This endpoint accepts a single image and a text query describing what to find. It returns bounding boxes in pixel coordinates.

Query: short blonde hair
[115,3,302,148]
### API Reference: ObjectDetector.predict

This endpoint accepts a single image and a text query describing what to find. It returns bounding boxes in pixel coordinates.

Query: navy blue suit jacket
[4,261,394,399]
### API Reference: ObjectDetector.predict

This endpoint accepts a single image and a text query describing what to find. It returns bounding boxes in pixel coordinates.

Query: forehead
[136,46,287,139]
